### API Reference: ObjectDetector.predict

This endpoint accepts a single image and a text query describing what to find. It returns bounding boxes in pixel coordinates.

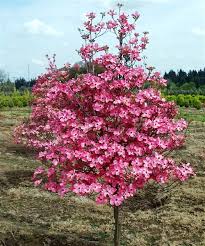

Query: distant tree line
[14,78,36,91]
[1,67,205,95]
[0,69,36,94]
[164,68,205,95]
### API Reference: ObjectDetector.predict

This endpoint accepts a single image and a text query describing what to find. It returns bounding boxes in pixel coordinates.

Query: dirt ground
[0,108,205,246]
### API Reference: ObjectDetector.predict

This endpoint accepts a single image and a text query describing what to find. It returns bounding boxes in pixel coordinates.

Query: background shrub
[0,90,33,109]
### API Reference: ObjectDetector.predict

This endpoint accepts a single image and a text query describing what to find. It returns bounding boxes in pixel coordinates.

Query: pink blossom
[107,20,118,29]
[107,9,117,17]
[86,12,96,20]
[132,11,140,20]
[110,195,124,206]
[34,179,42,186]
[15,5,194,207]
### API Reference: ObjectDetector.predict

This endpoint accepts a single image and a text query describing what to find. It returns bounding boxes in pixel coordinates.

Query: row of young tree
[1,91,203,110]
[0,90,32,108]
[166,95,205,109]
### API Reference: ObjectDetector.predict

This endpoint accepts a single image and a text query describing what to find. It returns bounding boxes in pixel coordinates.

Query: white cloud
[192,27,205,37]
[32,58,45,66]
[24,19,63,37]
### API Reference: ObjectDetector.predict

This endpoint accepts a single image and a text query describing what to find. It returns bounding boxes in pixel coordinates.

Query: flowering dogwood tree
[15,4,194,246]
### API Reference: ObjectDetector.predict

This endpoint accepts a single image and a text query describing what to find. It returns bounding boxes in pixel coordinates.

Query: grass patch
[178,107,205,122]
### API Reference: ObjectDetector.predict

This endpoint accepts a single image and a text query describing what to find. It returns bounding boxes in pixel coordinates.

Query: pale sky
[0,0,204,80]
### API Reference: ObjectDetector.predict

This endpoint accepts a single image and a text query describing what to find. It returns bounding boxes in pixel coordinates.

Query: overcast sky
[0,0,204,80]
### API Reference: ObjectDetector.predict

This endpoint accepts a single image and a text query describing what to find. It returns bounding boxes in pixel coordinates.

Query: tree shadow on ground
[0,231,104,246]
[124,182,171,212]
[0,169,33,190]
[5,144,36,158]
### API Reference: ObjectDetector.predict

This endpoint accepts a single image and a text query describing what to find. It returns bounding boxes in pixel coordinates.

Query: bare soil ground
[0,108,205,246]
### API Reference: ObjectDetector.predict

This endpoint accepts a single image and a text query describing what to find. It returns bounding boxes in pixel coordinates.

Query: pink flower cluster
[15,6,194,206]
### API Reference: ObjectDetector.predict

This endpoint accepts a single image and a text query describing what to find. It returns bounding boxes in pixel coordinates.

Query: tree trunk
[114,206,120,246]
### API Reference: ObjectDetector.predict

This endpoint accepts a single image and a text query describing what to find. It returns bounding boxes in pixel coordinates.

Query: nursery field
[0,108,205,246]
